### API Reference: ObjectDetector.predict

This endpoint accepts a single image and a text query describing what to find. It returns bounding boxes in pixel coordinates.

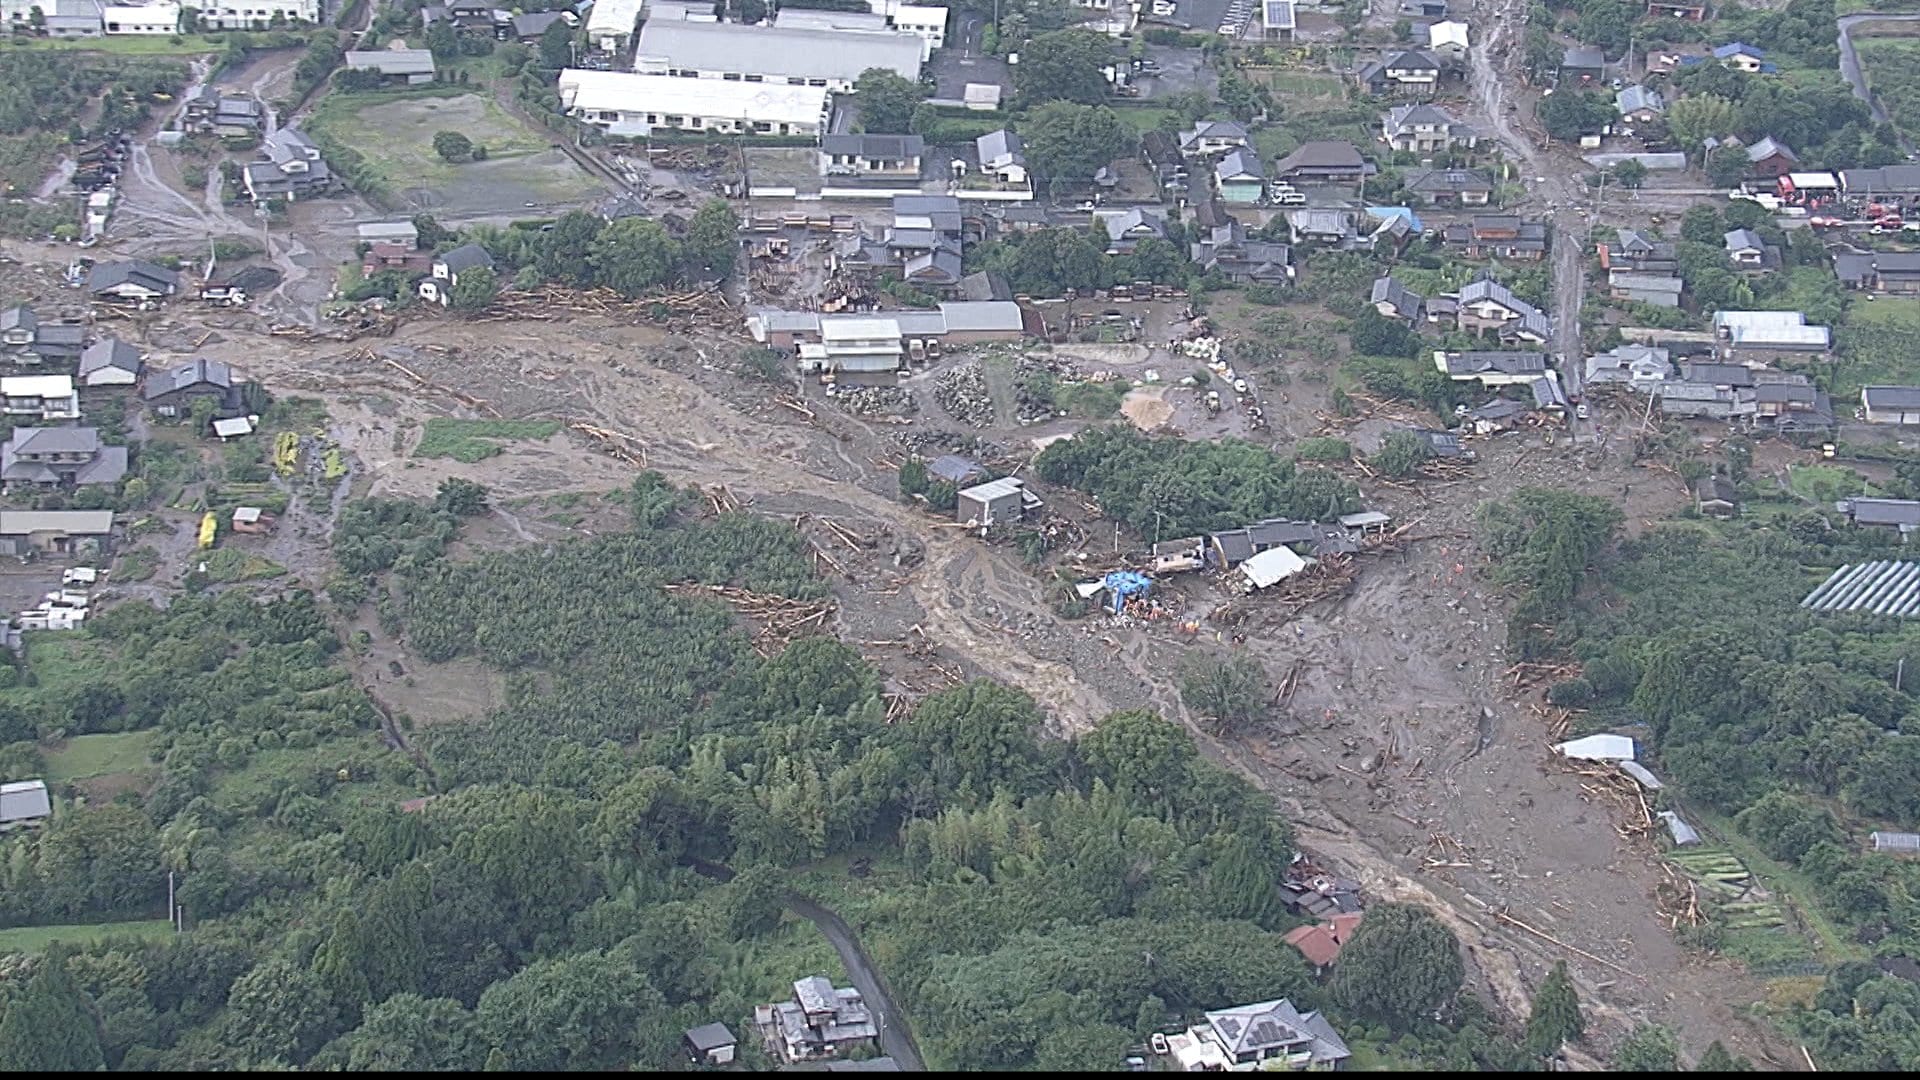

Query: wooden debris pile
[1550,753,1654,839]
[1506,659,1581,691]
[662,584,834,655]
[570,420,649,468]
[478,284,731,323]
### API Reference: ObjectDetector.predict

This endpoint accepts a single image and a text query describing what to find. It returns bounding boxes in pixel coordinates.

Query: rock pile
[830,385,917,416]
[933,362,993,427]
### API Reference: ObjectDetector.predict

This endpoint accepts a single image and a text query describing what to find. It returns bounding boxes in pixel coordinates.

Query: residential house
[1609,270,1685,308]
[557,69,829,139]
[1695,475,1739,518]
[1839,164,1920,211]
[86,260,179,304]
[1428,20,1469,64]
[180,89,265,138]
[1714,42,1769,73]
[0,509,113,558]
[1095,207,1167,255]
[77,337,142,388]
[1455,276,1552,341]
[1179,120,1250,157]
[511,10,573,40]
[1561,46,1605,84]
[0,780,50,831]
[357,221,419,248]
[1359,50,1443,96]
[1755,379,1831,429]
[1381,103,1479,154]
[954,270,1012,302]
[1208,519,1357,569]
[0,376,79,422]
[1615,85,1665,124]
[584,0,643,51]
[1272,141,1372,191]
[956,475,1040,527]
[1284,912,1365,974]
[1647,0,1707,18]
[976,129,1028,185]
[748,302,1025,363]
[1433,349,1549,386]
[753,977,880,1064]
[342,48,438,85]
[0,307,86,367]
[242,126,331,203]
[1598,229,1677,273]
[1370,275,1423,321]
[1745,137,1798,178]
[1140,130,1189,198]
[1443,215,1548,261]
[819,133,924,180]
[1714,309,1831,364]
[1862,385,1920,425]
[683,1022,738,1067]
[360,241,433,279]
[1404,167,1493,207]
[1833,250,1920,295]
[1585,343,1673,388]
[1724,228,1775,271]
[1214,148,1266,205]
[1285,208,1361,246]
[0,428,125,487]
[1190,220,1293,284]
[1161,999,1351,1071]
[418,244,495,306]
[1842,497,1920,537]
[143,358,239,418]
[633,20,922,91]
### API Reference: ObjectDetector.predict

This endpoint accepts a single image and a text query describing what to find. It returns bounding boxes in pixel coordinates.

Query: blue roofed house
[1713,42,1771,73]
[1215,149,1266,205]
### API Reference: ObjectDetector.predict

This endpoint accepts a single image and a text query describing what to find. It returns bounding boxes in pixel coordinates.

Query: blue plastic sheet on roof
[1103,571,1152,614]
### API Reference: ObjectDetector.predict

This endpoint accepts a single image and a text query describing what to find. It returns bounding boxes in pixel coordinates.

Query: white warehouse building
[558,69,830,138]
[633,20,923,91]
[101,1,179,32]
[195,0,318,28]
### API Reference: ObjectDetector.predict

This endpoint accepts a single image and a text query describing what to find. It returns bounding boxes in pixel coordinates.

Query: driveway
[1839,12,1920,152]
[929,11,1011,101]
[784,893,927,1071]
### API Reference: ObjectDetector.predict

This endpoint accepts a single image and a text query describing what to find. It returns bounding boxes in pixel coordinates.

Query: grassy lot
[1249,69,1346,99]
[1694,809,1866,966]
[1112,106,1175,134]
[415,418,562,462]
[0,919,173,954]
[3,634,109,713]
[1837,296,1920,399]
[44,730,159,782]
[1056,379,1129,418]
[1787,463,1873,503]
[0,34,225,55]
[1856,38,1920,142]
[309,85,568,197]
[200,547,287,583]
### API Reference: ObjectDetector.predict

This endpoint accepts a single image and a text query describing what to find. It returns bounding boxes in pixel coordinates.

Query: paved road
[1838,12,1920,153]
[784,893,927,1071]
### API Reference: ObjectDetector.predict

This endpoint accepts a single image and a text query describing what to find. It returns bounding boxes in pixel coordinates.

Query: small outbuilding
[956,476,1040,528]
[1694,475,1739,518]
[683,1021,738,1066]
[0,779,51,830]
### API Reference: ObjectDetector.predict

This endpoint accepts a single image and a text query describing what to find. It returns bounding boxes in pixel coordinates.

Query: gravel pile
[933,362,993,427]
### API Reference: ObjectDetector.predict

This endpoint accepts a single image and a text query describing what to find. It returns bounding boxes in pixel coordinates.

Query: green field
[1113,106,1175,134]
[44,730,159,782]
[415,418,562,462]
[200,547,288,583]
[0,34,225,55]
[1856,38,1920,142]
[3,634,108,713]
[1837,295,1920,398]
[0,919,173,954]
[1253,70,1347,98]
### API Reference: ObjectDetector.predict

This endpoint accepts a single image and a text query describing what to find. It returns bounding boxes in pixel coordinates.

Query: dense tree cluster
[450,201,743,297]
[1034,426,1360,538]
[972,225,1191,295]
[1477,489,1622,658]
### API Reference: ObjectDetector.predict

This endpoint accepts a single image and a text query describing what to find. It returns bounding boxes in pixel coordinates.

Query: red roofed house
[1283,913,1364,974]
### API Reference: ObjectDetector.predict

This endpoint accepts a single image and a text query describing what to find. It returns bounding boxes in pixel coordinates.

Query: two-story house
[1189,220,1293,285]
[1561,46,1605,84]
[1403,167,1494,207]
[1745,137,1798,178]
[1443,215,1549,261]
[1179,120,1250,158]
[1381,103,1479,154]
[0,427,126,487]
[1724,228,1776,271]
[976,129,1028,185]
[1215,148,1267,205]
[0,376,79,422]
[1835,250,1920,294]
[142,358,242,418]
[818,133,924,181]
[242,126,331,203]
[1359,50,1443,96]
[418,244,496,306]
[1598,229,1677,274]
[0,306,86,367]
[86,260,179,304]
[1454,276,1552,342]
[1095,207,1167,256]
[1615,85,1665,124]
[1272,141,1372,191]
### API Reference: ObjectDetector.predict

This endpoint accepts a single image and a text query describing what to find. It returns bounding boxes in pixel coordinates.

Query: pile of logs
[662,583,834,655]
[1505,659,1581,691]
[478,284,731,323]
[569,420,648,468]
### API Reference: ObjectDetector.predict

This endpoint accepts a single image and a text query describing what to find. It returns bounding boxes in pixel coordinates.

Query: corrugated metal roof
[1240,546,1311,588]
[1802,561,1920,616]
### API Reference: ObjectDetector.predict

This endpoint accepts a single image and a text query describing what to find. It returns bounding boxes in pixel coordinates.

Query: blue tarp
[1103,571,1152,614]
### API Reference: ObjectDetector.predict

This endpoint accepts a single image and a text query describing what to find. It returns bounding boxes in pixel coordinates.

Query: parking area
[929,10,1012,103]
[1136,43,1220,100]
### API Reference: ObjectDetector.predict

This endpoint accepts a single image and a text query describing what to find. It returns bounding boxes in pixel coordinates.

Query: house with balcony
[418,244,496,306]
[0,376,79,422]
[242,127,331,203]
[0,427,126,488]
[1215,149,1267,205]
[1380,103,1478,154]
[1454,276,1552,342]
[1443,215,1548,261]
[1159,998,1350,1071]
[0,306,86,367]
[753,977,879,1064]
[1358,50,1443,96]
